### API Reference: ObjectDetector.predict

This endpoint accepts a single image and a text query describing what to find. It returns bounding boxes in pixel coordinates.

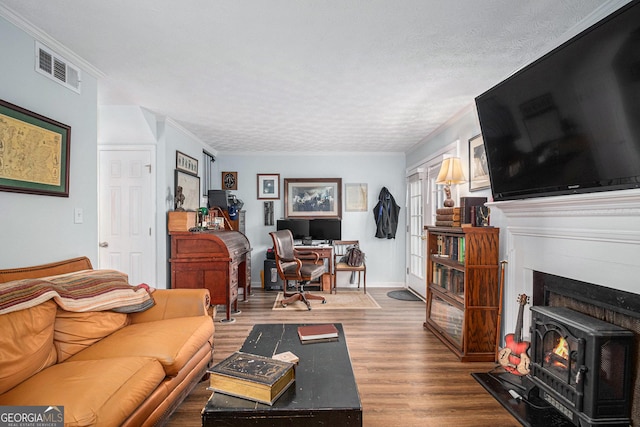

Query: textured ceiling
[0,0,610,153]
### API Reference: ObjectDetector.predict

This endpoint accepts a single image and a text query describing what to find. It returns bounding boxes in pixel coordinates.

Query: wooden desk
[295,245,333,288]
[169,230,251,322]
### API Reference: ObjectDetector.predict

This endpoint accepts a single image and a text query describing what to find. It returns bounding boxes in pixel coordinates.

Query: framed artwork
[176,151,198,176]
[222,171,237,190]
[257,173,280,199]
[469,134,491,191]
[284,178,342,219]
[263,201,274,226]
[175,170,200,211]
[345,183,368,212]
[0,99,71,197]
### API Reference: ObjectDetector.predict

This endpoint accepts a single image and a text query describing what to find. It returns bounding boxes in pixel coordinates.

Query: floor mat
[272,291,380,310]
[387,289,422,301]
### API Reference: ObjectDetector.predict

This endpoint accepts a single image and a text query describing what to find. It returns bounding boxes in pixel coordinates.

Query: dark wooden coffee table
[202,323,362,426]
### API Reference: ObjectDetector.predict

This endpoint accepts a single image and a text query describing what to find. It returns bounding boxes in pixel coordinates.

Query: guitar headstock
[517,294,530,306]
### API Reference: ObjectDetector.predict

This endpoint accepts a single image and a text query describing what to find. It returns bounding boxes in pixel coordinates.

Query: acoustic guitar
[498,294,530,375]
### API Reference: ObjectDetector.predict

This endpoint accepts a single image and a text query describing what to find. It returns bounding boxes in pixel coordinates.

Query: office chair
[332,240,366,294]
[269,230,326,310]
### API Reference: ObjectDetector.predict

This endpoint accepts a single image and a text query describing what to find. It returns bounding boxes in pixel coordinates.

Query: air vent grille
[35,42,81,93]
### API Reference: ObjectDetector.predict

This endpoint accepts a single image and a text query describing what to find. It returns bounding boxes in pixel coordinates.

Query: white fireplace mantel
[488,188,640,341]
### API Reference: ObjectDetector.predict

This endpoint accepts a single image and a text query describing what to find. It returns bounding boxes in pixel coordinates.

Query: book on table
[297,324,339,343]
[207,352,295,405]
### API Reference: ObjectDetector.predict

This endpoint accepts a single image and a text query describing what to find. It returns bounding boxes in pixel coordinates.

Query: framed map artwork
[0,100,71,197]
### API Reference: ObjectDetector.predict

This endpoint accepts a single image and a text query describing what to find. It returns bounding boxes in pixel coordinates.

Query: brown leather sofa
[0,257,214,427]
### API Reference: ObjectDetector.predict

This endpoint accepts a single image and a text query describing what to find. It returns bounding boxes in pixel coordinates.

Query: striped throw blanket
[0,269,155,315]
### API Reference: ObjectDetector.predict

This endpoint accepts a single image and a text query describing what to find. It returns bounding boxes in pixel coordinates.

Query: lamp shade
[435,157,466,184]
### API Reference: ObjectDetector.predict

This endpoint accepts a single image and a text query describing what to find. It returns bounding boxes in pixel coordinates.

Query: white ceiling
[0,0,611,153]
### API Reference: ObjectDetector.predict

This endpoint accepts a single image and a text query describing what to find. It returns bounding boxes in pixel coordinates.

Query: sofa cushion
[54,309,130,362]
[0,300,58,394]
[0,357,166,427]
[68,316,213,376]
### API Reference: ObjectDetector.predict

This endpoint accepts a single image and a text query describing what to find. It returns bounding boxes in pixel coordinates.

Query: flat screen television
[309,219,342,243]
[276,219,310,239]
[475,1,640,201]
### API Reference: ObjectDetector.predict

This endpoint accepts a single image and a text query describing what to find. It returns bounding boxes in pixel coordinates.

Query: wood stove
[529,306,634,427]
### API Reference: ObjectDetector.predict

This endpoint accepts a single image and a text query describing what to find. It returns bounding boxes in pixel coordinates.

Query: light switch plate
[74,208,83,224]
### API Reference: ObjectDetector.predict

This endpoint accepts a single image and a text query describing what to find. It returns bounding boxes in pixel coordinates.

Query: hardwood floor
[166,287,520,427]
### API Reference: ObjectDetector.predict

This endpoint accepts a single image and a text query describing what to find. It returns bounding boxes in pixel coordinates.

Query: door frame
[405,142,459,298]
[97,144,157,285]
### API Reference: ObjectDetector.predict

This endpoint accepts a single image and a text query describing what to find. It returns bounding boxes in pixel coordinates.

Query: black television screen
[276,219,310,239]
[475,1,640,201]
[309,219,341,242]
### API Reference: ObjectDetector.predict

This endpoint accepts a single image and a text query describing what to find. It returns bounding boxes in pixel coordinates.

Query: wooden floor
[166,287,520,427]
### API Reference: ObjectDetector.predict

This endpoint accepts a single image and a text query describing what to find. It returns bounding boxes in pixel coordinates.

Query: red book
[297,324,339,343]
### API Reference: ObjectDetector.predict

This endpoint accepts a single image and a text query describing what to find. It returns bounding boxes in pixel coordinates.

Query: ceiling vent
[35,42,81,93]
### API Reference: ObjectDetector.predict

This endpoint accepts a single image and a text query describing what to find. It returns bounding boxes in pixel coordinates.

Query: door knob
[99,242,109,248]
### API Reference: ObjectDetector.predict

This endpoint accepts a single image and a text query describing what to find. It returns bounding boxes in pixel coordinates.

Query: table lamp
[435,157,466,207]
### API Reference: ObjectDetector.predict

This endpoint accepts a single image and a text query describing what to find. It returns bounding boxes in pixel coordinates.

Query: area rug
[272,291,381,310]
[387,289,422,301]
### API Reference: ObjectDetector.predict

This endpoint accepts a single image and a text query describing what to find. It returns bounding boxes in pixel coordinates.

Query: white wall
[98,106,213,288]
[0,16,99,268]
[216,152,406,288]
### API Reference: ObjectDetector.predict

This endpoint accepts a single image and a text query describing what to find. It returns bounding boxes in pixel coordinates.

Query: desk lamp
[435,157,466,207]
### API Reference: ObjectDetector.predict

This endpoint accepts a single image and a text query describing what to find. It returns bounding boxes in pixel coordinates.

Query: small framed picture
[176,151,198,176]
[257,174,280,199]
[469,134,490,191]
[222,171,238,190]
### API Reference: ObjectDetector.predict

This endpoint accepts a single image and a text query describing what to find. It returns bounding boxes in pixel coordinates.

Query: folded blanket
[0,269,155,315]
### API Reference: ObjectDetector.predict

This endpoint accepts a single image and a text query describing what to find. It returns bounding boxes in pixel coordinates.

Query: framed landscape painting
[284,178,342,219]
[0,99,71,197]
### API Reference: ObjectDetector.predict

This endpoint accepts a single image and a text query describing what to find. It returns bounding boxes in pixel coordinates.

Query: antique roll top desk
[169,230,252,322]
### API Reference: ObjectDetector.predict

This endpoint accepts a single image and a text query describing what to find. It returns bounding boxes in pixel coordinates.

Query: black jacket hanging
[373,187,400,239]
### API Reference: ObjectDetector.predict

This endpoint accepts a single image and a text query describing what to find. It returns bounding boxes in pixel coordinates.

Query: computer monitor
[309,219,341,243]
[207,189,229,209]
[276,219,310,239]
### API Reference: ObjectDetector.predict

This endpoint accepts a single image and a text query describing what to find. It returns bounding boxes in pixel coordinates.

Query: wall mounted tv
[475,1,640,201]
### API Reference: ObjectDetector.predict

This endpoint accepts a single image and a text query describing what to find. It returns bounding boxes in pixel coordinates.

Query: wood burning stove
[529,306,634,427]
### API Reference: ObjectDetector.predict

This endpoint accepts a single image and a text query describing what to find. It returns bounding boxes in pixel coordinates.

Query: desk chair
[332,240,366,294]
[269,230,326,310]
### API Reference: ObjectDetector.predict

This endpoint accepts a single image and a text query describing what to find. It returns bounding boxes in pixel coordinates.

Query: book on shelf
[297,324,339,343]
[207,351,295,405]
[435,213,461,222]
[435,220,460,227]
[459,197,487,224]
[436,207,461,215]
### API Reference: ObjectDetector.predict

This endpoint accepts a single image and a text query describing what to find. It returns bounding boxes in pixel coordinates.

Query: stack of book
[297,324,339,344]
[435,207,461,227]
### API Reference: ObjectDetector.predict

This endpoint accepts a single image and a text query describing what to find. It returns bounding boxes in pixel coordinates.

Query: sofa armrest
[129,288,210,323]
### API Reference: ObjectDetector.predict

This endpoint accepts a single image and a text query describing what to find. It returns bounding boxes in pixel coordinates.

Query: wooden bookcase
[423,226,500,362]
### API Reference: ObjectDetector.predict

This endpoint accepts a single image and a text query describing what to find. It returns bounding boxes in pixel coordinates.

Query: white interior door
[98,147,155,285]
